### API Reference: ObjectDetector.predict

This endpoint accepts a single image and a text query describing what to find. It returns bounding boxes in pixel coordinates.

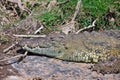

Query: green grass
[82,0,113,17]
[34,0,119,31]
[78,0,119,30]
[34,0,78,33]
[2,0,119,33]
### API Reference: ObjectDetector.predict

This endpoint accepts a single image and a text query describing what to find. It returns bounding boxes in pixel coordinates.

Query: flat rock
[8,55,120,80]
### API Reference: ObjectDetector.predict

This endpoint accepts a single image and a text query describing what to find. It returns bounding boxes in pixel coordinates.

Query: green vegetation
[33,0,119,32]
[1,0,119,33]
[81,0,120,30]
[34,0,78,29]
[82,0,112,17]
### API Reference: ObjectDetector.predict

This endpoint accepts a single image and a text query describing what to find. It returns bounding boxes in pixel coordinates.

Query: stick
[34,24,44,34]
[3,44,16,53]
[0,51,28,62]
[72,0,82,21]
[0,54,23,62]
[57,0,70,5]
[76,19,97,34]
[60,0,82,34]
[13,34,46,38]
[17,51,28,62]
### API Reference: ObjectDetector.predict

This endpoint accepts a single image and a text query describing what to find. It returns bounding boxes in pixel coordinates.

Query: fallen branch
[60,0,82,34]
[3,44,16,53]
[34,23,44,34]
[0,54,23,62]
[72,0,82,21]
[57,0,70,5]
[13,34,46,38]
[0,51,28,63]
[76,19,97,34]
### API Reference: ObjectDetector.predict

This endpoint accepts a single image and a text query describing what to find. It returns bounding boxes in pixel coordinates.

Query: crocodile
[18,30,120,63]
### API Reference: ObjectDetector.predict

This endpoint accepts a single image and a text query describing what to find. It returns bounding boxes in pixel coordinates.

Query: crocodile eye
[58,50,61,53]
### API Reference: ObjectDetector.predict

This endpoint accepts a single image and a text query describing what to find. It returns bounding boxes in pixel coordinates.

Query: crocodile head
[18,33,65,48]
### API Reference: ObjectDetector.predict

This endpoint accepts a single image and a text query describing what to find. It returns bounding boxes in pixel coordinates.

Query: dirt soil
[0,17,120,80]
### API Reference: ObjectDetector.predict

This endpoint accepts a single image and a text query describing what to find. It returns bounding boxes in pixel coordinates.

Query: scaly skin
[19,30,120,63]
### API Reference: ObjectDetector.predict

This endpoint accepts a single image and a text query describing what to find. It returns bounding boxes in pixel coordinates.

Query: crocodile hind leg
[91,57,120,74]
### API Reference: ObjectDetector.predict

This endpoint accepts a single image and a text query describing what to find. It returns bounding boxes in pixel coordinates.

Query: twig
[56,0,70,5]
[0,54,23,62]
[72,0,82,21]
[17,51,28,62]
[59,0,82,34]
[76,19,97,34]
[34,24,44,34]
[0,51,28,62]
[3,44,16,53]
[13,34,46,38]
